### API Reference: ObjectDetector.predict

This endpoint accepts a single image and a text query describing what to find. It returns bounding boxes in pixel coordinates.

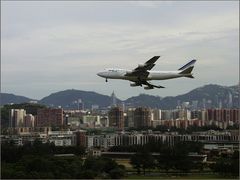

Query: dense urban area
[1,91,239,179]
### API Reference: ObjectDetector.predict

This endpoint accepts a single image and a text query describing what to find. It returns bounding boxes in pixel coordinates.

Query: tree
[156,142,195,174]
[213,150,239,177]
[78,170,96,179]
[157,147,175,173]
[130,153,142,174]
[102,157,119,173]
[130,150,155,175]
[109,168,126,179]
[1,142,23,163]
[141,150,155,175]
[83,156,105,173]
[82,156,125,178]
[174,142,193,173]
[231,150,239,177]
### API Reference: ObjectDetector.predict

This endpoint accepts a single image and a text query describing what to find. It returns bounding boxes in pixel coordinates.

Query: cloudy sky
[1,1,239,100]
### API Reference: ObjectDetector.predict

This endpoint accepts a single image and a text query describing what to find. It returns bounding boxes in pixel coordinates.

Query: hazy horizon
[2,1,239,100]
[2,83,238,101]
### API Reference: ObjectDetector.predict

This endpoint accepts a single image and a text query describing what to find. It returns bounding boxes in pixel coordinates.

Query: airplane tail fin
[178,59,196,78]
[184,74,194,78]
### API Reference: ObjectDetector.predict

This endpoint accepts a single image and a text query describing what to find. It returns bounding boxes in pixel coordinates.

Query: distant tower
[121,102,125,112]
[228,92,233,108]
[215,95,219,109]
[202,98,206,109]
[219,100,222,109]
[78,99,84,110]
[65,114,69,126]
[111,91,117,107]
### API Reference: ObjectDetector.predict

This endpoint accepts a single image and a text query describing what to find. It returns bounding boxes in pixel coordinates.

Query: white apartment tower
[9,109,26,127]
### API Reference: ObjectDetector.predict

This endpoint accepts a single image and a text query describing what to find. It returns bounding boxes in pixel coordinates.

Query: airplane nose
[97,70,109,78]
[97,72,104,77]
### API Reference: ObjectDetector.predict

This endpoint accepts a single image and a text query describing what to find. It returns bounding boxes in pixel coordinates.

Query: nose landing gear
[105,78,108,82]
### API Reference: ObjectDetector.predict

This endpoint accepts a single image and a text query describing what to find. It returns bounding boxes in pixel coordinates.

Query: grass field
[126,174,237,179]
[115,158,239,179]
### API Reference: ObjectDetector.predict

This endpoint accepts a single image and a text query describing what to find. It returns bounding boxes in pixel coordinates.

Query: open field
[126,174,238,179]
[115,159,132,169]
[115,158,239,179]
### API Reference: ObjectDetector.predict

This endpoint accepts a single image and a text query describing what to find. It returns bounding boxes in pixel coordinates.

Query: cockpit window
[108,69,118,72]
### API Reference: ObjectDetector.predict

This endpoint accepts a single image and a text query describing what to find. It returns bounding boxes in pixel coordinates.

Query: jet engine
[144,86,153,90]
[130,82,140,87]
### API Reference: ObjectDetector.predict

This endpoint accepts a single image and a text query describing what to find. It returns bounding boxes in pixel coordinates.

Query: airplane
[97,56,196,90]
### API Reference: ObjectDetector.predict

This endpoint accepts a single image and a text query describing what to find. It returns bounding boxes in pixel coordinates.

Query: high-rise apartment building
[134,107,151,128]
[179,109,191,120]
[151,109,161,120]
[74,130,87,147]
[230,109,239,123]
[9,109,26,127]
[126,108,135,127]
[24,114,35,127]
[37,108,63,127]
[108,107,124,129]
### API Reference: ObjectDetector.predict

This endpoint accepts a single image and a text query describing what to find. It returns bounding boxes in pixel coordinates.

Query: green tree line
[1,141,125,179]
[128,141,203,175]
[109,141,239,178]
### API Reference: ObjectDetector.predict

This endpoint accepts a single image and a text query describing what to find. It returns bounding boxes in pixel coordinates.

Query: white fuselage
[97,68,187,81]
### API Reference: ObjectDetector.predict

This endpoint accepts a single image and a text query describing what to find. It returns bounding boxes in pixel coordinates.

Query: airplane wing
[130,79,165,89]
[125,56,160,77]
[141,80,165,89]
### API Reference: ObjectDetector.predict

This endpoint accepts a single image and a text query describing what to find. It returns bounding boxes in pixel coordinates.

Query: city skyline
[2,1,239,100]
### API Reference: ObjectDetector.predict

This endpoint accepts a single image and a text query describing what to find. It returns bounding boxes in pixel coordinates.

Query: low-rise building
[48,130,74,146]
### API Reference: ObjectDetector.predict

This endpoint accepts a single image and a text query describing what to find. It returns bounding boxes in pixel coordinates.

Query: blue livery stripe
[178,60,196,70]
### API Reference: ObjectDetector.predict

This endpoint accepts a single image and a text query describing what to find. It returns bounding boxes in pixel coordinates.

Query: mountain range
[1,93,35,105]
[1,84,239,109]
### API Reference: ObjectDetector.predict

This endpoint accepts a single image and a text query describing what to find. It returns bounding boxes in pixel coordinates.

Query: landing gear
[105,78,108,82]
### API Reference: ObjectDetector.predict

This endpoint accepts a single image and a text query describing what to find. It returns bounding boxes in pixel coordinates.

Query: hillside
[125,94,162,108]
[0,93,34,106]
[39,89,121,109]
[1,84,239,109]
[158,84,239,109]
